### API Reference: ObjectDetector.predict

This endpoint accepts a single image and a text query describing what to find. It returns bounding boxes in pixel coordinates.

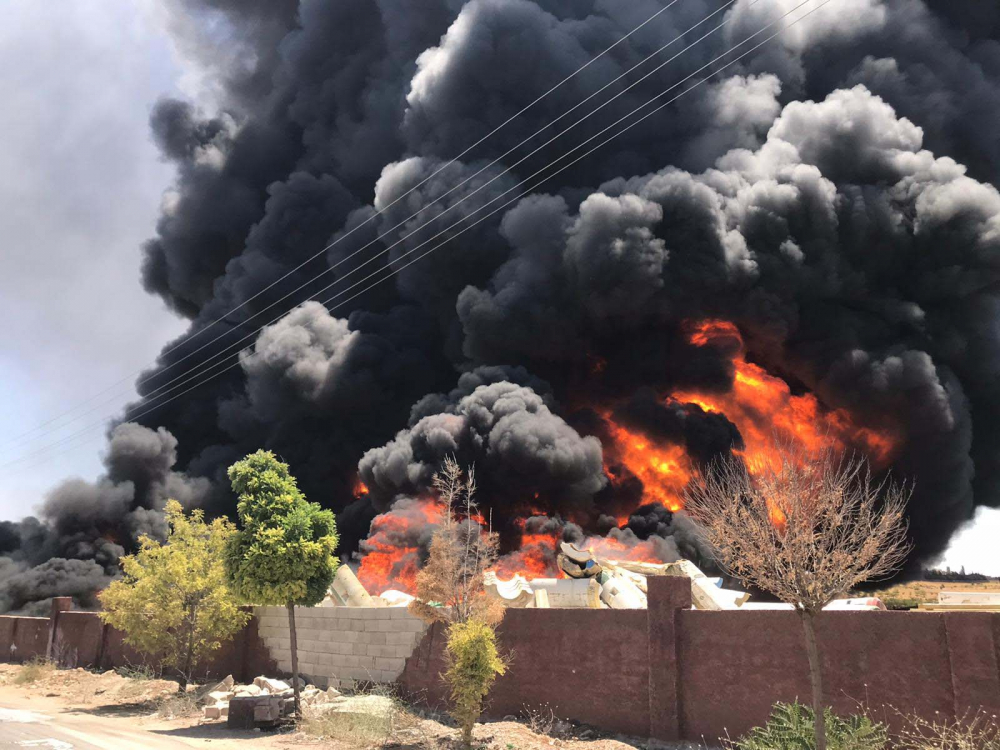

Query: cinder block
[394,644,416,658]
[374,656,405,672]
[340,630,360,643]
[355,655,376,670]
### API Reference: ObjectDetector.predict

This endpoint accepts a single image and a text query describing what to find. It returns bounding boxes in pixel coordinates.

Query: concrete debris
[378,589,416,607]
[484,571,534,607]
[252,676,290,693]
[208,675,344,725]
[202,689,235,706]
[598,571,647,609]
[327,565,375,607]
[531,578,603,608]
[558,542,603,579]
[484,552,751,610]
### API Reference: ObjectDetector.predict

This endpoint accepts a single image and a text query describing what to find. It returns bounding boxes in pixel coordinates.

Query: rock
[202,690,234,706]
[204,705,223,720]
[234,684,261,697]
[211,674,235,692]
[325,687,342,700]
[254,700,282,723]
[253,676,290,694]
[229,695,282,729]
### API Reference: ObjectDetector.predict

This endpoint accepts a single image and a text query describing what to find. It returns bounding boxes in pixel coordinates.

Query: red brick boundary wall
[398,577,1000,744]
[0,598,276,683]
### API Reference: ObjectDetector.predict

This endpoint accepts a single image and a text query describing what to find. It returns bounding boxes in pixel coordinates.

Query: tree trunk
[799,611,826,750]
[286,602,301,718]
[179,604,196,693]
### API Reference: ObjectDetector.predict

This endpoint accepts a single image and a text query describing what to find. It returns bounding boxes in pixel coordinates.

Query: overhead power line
[1,0,748,461]
[0,0,685,451]
[5,0,833,475]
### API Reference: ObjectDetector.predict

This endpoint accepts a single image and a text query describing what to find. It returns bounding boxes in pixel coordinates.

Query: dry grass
[300,688,407,748]
[894,709,1000,750]
[154,689,202,719]
[13,658,55,685]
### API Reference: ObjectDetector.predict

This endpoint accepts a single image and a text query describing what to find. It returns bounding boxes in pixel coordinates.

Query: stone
[202,690,234,705]
[204,705,222,720]
[212,674,235,692]
[228,695,282,730]
[234,684,262,697]
[253,676,290,693]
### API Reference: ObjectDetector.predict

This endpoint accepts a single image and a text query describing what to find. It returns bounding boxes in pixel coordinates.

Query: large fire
[356,319,898,594]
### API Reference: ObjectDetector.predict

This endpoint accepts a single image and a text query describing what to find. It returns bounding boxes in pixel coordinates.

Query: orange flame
[603,418,694,512]
[674,320,896,469]
[356,319,899,589]
[357,499,442,594]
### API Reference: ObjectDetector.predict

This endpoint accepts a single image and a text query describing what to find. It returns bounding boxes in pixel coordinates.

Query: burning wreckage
[328,543,884,613]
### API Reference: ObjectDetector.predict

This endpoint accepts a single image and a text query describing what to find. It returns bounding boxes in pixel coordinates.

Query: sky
[0,0,996,577]
[0,1,186,521]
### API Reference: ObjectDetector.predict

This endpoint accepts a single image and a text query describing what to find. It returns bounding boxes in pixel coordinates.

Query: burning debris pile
[5,0,1000,612]
[328,544,882,613]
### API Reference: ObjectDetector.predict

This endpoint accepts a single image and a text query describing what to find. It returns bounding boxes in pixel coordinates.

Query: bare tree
[683,445,911,750]
[409,456,505,626]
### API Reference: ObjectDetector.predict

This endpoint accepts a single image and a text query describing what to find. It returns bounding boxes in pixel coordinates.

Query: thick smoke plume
[6,0,1000,607]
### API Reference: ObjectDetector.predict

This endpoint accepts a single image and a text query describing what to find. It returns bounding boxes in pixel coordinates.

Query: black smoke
[8,0,1000,606]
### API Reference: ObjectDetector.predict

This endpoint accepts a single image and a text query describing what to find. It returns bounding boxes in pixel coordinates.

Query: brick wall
[0,616,49,663]
[0,599,276,682]
[255,605,427,689]
[399,578,1000,744]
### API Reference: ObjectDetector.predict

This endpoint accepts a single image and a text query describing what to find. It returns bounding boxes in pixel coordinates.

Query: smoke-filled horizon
[4,0,1000,612]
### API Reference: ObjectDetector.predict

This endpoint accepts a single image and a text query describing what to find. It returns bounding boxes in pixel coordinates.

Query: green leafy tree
[224,450,339,716]
[444,619,507,746]
[98,500,250,691]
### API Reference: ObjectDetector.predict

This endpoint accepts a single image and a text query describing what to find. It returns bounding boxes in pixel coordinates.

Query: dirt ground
[865,579,1000,606]
[0,664,664,750]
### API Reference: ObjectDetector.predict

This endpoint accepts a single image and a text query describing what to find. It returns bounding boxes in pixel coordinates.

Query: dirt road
[0,693,290,750]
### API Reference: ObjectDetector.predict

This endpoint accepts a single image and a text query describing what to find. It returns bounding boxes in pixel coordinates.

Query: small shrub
[895,709,1000,750]
[14,657,55,685]
[730,701,888,750]
[445,618,507,747]
[156,690,202,719]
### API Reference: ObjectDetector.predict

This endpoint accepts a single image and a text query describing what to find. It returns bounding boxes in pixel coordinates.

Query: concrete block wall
[255,606,428,689]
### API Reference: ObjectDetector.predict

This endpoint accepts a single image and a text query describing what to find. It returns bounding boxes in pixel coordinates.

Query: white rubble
[203,674,343,721]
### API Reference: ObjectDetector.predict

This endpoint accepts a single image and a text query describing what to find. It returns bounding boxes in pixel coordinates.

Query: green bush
[731,701,888,750]
[444,619,506,746]
[882,597,921,611]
